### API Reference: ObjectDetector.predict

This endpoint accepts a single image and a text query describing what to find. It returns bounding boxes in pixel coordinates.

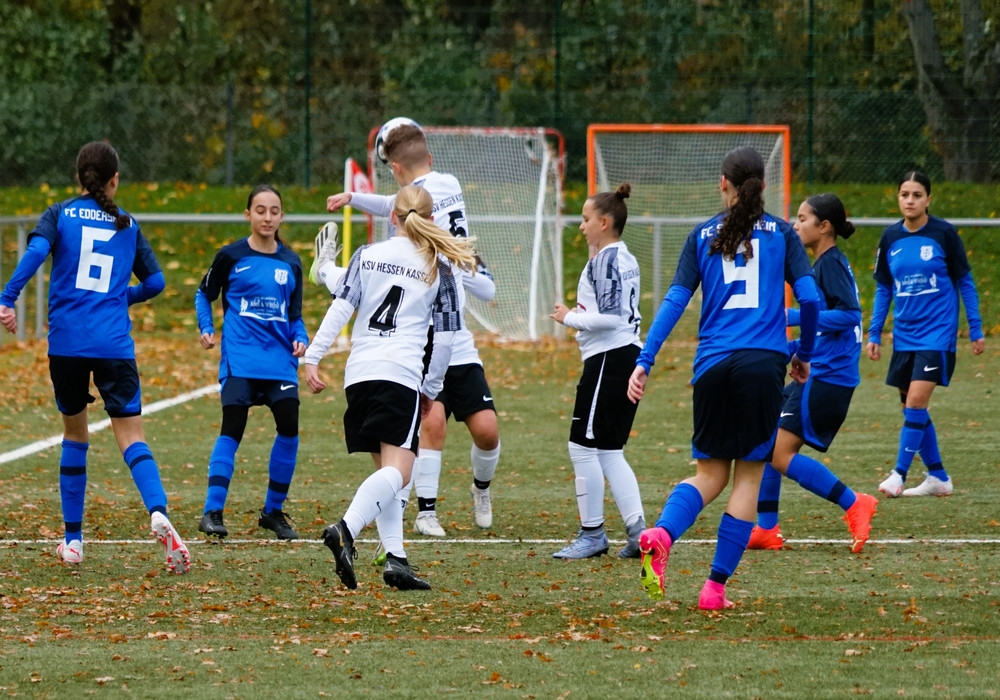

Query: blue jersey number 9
[721,239,760,310]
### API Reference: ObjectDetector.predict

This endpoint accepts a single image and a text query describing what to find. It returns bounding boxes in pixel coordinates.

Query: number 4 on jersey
[369,285,404,336]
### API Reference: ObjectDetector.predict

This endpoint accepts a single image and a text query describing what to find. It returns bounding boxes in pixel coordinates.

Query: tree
[901,0,1000,181]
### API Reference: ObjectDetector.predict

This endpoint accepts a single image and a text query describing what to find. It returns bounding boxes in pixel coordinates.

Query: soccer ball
[375,117,422,164]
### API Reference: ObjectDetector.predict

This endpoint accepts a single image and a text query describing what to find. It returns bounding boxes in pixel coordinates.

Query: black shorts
[691,349,786,462]
[438,363,497,422]
[570,344,640,449]
[220,376,299,408]
[344,380,421,455]
[777,378,855,453]
[886,349,956,390]
[48,355,142,418]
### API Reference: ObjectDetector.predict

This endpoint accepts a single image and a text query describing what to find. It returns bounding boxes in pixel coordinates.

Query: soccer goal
[367,126,565,341]
[587,124,791,315]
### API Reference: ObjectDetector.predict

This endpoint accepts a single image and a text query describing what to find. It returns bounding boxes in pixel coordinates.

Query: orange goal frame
[586,123,792,220]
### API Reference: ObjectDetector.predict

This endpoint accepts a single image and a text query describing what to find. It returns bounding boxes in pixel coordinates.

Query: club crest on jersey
[920,245,934,261]
[274,268,289,285]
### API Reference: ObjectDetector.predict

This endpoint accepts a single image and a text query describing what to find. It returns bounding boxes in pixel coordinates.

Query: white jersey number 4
[369,284,404,336]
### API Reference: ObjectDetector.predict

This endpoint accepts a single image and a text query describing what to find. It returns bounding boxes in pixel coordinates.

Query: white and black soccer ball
[375,117,422,164]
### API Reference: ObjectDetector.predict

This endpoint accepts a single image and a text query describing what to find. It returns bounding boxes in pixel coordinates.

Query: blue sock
[708,513,754,584]
[264,434,298,513]
[123,442,167,516]
[756,463,782,529]
[895,408,928,478]
[919,417,948,481]
[785,453,856,511]
[654,482,704,542]
[60,440,89,544]
[204,435,239,513]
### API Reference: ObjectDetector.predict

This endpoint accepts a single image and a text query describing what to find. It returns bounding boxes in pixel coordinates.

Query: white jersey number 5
[76,225,115,294]
[722,239,760,310]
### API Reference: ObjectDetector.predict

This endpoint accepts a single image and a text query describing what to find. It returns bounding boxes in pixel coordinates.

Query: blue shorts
[886,349,956,390]
[691,349,786,461]
[48,355,141,418]
[778,378,855,453]
[220,376,299,408]
[344,380,421,455]
[570,344,640,449]
[439,363,497,422]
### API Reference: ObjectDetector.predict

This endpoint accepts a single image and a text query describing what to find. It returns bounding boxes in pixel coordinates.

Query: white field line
[0,383,220,465]
[4,538,1000,547]
[3,383,999,549]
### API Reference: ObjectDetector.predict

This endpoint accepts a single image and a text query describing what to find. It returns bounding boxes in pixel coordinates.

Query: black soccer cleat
[198,510,228,538]
[322,522,358,590]
[383,555,431,591]
[258,508,299,540]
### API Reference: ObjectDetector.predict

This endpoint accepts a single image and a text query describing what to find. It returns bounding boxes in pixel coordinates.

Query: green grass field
[2,327,999,698]
[1,183,999,698]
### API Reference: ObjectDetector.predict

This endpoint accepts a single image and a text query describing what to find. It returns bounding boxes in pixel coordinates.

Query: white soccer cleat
[878,470,905,498]
[56,539,83,564]
[414,511,447,537]
[309,222,342,286]
[902,474,954,497]
[151,512,191,574]
[470,485,493,529]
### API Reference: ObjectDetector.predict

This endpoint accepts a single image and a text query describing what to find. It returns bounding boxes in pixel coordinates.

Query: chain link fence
[2,81,995,188]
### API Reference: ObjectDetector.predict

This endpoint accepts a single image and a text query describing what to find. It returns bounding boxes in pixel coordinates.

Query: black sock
[417,497,436,512]
[473,479,491,490]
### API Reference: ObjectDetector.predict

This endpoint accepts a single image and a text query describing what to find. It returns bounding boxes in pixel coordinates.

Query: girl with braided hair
[0,141,190,573]
[626,146,820,609]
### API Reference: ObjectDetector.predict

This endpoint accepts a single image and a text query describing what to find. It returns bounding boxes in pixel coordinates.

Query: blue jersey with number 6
[27,196,160,359]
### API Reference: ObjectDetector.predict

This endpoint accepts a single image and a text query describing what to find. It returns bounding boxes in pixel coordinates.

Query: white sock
[568,442,604,528]
[343,466,404,538]
[597,449,644,528]
[376,483,409,559]
[471,441,500,484]
[414,449,442,500]
[318,262,347,295]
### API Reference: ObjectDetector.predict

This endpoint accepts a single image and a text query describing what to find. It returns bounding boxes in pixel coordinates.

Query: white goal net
[368,126,565,341]
[588,124,791,314]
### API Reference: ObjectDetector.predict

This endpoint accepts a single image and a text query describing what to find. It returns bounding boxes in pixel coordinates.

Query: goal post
[367,126,565,341]
[587,124,791,315]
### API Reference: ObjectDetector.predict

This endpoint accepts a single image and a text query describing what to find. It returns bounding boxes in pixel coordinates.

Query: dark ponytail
[76,141,130,230]
[713,147,765,260]
[805,193,855,240]
[588,182,631,236]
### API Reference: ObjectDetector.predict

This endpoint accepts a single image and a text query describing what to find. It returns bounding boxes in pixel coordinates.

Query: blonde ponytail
[394,185,476,283]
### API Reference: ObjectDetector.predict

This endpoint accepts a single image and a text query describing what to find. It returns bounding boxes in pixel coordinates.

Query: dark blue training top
[195,238,308,385]
[870,215,975,352]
